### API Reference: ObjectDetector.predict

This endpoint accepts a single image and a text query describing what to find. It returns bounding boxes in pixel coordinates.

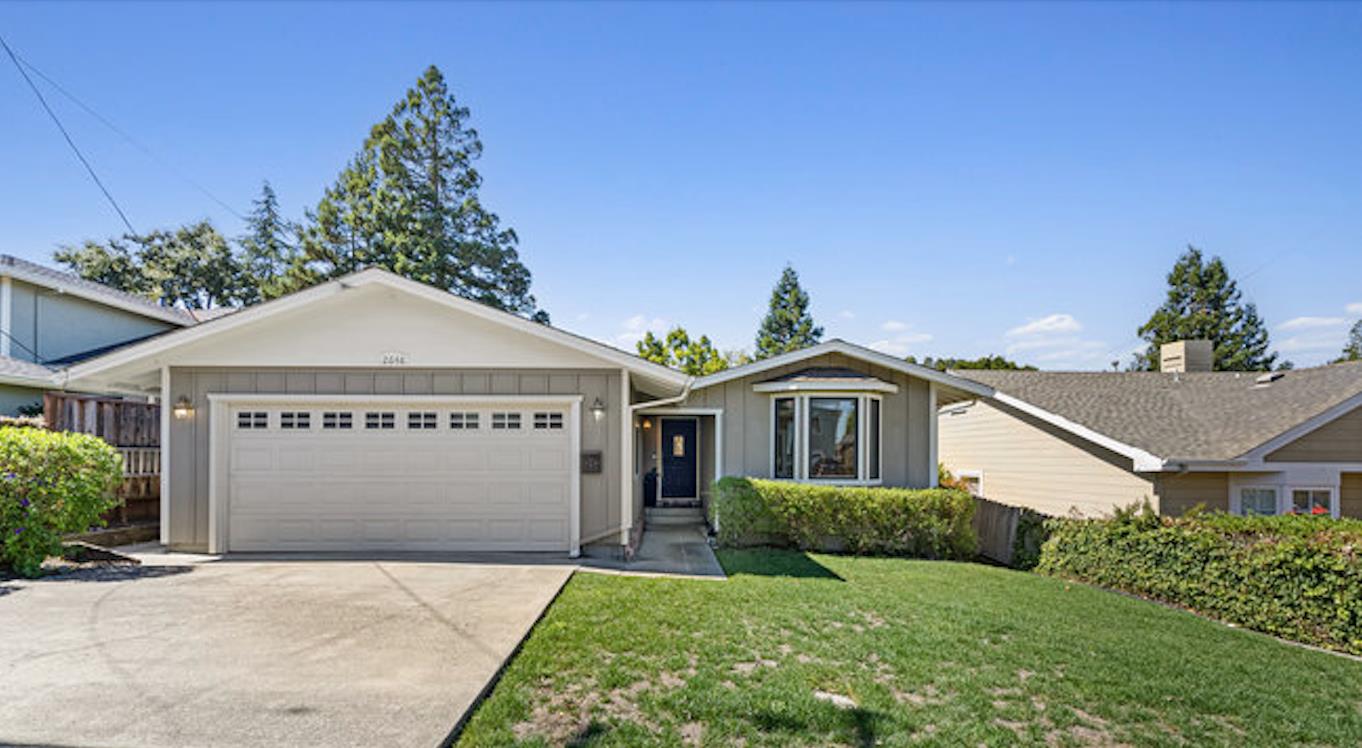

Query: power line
[14,52,247,221]
[1,33,137,235]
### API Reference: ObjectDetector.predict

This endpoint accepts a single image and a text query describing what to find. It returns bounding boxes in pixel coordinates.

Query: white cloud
[1006,313,1082,337]
[614,314,670,347]
[1278,316,1348,331]
[1347,302,1362,316]
[838,310,856,320]
[880,320,909,333]
[868,331,934,357]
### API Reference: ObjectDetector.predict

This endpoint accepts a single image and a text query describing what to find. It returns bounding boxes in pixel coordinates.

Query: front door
[660,418,698,500]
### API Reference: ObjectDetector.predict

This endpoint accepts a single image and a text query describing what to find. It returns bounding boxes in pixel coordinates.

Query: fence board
[973,496,1022,566]
[42,393,161,525]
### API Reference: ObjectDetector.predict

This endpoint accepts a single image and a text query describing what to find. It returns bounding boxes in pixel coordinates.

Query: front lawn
[457,551,1362,747]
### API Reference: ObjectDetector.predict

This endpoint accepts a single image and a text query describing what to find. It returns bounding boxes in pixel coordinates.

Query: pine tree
[754,264,823,359]
[1133,246,1278,371]
[297,66,546,320]
[239,181,299,303]
[1336,320,1362,363]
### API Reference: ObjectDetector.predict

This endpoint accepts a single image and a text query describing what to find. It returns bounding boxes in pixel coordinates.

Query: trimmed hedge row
[1037,506,1362,655]
[0,428,123,577]
[711,477,976,560]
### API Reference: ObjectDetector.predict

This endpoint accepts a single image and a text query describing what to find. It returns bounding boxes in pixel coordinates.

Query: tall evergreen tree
[297,66,546,321]
[1336,320,1362,363]
[238,181,299,303]
[754,264,823,359]
[1133,246,1278,371]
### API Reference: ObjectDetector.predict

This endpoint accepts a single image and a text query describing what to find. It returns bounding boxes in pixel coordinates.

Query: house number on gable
[380,351,410,366]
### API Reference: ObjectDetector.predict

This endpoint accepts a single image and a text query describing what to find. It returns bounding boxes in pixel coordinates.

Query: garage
[213,397,580,553]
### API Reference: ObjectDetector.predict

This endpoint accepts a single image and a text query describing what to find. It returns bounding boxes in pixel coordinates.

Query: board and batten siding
[938,398,1155,517]
[167,367,621,551]
[1152,472,1230,515]
[1342,473,1362,519]
[1265,406,1362,463]
[685,352,933,487]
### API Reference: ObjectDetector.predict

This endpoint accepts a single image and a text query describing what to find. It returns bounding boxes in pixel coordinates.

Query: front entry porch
[635,409,722,511]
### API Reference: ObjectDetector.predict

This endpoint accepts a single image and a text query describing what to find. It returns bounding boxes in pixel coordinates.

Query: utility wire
[1,33,137,235]
[14,52,247,221]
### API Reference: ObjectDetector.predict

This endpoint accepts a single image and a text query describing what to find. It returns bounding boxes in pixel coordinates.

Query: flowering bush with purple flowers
[0,428,123,577]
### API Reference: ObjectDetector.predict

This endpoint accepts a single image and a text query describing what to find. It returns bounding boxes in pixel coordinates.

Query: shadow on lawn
[753,704,886,747]
[720,549,844,581]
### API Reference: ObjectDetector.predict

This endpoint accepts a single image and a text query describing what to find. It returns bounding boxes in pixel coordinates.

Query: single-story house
[0,254,196,414]
[59,268,991,557]
[939,341,1362,519]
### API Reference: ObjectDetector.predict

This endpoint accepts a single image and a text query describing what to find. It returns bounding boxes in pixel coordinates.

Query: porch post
[620,369,632,545]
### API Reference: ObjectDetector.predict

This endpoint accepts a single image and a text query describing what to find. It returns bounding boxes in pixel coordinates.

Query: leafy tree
[1132,246,1279,371]
[637,327,743,375]
[55,221,249,309]
[905,354,1036,371]
[297,65,547,321]
[1336,320,1362,363]
[238,181,299,303]
[754,264,822,359]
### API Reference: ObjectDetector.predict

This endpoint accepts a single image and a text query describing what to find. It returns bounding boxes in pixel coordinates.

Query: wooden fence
[973,495,1025,566]
[43,393,160,524]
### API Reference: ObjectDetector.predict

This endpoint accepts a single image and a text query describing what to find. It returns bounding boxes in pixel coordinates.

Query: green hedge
[711,477,976,560]
[1037,506,1362,655]
[0,428,124,577]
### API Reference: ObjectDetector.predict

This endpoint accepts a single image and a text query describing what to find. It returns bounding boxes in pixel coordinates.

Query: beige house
[59,269,989,557]
[939,342,1362,519]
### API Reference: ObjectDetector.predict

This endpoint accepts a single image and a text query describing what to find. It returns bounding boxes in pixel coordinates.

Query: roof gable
[60,269,687,392]
[1,255,195,327]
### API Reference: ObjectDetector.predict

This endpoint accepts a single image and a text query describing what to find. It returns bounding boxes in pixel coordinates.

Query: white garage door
[223,400,574,552]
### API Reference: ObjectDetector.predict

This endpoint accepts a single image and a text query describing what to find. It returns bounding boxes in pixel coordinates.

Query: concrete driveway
[0,550,574,748]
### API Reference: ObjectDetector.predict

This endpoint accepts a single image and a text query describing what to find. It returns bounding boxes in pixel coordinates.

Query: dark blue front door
[660,419,698,499]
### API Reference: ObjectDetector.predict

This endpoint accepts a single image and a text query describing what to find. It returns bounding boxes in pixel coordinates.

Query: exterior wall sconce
[172,396,195,419]
[642,417,652,430]
[590,397,606,422]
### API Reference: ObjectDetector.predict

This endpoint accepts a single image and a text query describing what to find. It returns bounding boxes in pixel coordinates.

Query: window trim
[1236,485,1280,516]
[1288,485,1335,515]
[769,392,883,485]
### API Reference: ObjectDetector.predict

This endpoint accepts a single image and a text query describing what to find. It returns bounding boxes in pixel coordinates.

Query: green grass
[457,551,1362,747]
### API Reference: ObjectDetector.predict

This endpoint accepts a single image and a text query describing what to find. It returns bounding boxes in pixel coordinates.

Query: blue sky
[3,2,1359,368]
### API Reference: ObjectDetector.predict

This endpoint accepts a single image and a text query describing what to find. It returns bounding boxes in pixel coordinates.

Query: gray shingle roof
[0,255,196,326]
[0,355,55,384]
[954,362,1362,461]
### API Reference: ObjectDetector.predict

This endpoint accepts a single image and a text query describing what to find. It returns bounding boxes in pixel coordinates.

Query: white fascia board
[205,393,585,405]
[59,269,690,389]
[1236,390,1362,462]
[694,339,994,398]
[991,391,1168,472]
[752,379,899,394]
[1,262,194,327]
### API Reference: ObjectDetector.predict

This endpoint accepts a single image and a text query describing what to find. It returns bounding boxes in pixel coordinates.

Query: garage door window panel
[449,412,479,430]
[237,411,268,430]
[280,412,311,430]
[365,412,396,430]
[493,412,522,430]
[408,412,438,430]
[323,412,353,430]
[534,412,564,430]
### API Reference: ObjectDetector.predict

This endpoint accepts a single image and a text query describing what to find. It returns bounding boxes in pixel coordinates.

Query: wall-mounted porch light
[172,396,195,419]
[641,417,652,430]
[590,397,607,422]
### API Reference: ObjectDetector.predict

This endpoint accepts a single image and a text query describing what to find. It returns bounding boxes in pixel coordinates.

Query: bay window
[771,393,882,483]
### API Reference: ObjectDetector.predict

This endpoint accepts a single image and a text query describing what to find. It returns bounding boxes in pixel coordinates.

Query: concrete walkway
[0,553,573,748]
[582,523,726,579]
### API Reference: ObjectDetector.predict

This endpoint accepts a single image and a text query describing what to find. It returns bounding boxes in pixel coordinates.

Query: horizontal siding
[168,367,619,550]
[938,399,1154,517]
[1343,473,1362,519]
[1153,473,1229,515]
[1266,406,1362,463]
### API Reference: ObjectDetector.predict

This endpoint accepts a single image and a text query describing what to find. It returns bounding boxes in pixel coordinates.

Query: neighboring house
[939,341,1362,519]
[0,254,196,414]
[59,269,991,557]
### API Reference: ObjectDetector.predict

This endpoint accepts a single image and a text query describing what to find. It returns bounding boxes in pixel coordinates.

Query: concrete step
[645,506,705,526]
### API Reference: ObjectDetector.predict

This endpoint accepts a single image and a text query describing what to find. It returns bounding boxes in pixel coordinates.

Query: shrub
[1009,507,1051,571]
[0,429,123,577]
[1037,506,1362,655]
[711,477,976,560]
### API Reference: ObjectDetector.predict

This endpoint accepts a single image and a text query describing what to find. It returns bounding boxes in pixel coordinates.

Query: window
[1291,488,1331,515]
[322,412,353,430]
[280,411,311,430]
[408,412,438,430]
[492,412,521,430]
[808,397,858,478]
[236,411,268,430]
[773,398,796,479]
[958,471,983,496]
[772,394,881,482]
[449,412,479,430]
[534,412,564,430]
[1240,487,1278,516]
[365,412,395,430]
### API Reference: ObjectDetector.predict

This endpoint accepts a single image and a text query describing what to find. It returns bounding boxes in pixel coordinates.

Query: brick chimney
[1160,340,1213,373]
